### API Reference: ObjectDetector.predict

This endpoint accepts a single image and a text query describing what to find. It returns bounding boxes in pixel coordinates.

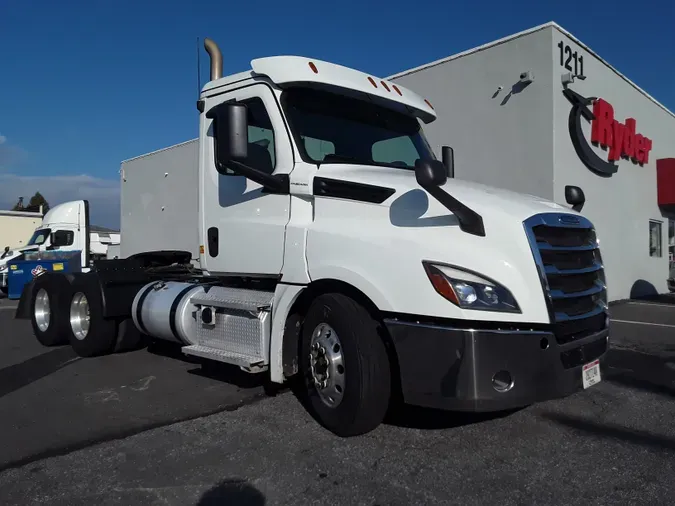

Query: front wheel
[299,293,391,437]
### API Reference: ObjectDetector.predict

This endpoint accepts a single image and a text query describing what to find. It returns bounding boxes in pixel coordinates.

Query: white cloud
[0,135,6,145]
[0,173,120,229]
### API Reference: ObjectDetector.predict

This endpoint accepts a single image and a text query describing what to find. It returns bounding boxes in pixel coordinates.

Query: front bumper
[385,318,609,412]
[0,271,6,288]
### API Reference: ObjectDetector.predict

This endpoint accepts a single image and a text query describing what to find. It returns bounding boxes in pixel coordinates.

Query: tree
[12,192,50,214]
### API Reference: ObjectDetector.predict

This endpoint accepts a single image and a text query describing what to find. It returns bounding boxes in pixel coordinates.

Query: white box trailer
[0,201,120,293]
[389,21,675,301]
[120,139,199,262]
[17,37,610,437]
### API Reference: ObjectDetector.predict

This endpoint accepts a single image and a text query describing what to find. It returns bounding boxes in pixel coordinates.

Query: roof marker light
[308,62,318,74]
[367,77,377,88]
[425,99,434,109]
[380,81,390,92]
[392,84,402,96]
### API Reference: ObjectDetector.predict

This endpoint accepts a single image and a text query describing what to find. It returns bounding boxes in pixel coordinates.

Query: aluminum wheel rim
[309,323,345,408]
[34,288,51,333]
[70,292,91,341]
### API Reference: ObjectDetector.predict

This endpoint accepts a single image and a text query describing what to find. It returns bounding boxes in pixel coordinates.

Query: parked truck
[17,38,609,436]
[1,200,120,294]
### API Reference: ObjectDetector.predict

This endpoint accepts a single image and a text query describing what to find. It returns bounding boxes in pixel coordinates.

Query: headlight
[423,261,520,313]
[0,264,7,272]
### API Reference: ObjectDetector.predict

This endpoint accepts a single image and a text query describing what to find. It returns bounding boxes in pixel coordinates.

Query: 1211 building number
[558,41,586,78]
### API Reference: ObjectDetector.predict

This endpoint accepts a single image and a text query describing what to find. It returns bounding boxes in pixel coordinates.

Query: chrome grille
[524,213,608,345]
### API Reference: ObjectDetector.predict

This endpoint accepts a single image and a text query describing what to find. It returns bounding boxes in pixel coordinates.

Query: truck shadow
[603,345,675,399]
[541,342,675,451]
[383,403,522,430]
[539,411,675,452]
[0,346,80,399]
[145,339,280,392]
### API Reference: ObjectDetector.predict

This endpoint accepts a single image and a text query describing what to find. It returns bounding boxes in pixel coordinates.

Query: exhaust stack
[203,38,223,81]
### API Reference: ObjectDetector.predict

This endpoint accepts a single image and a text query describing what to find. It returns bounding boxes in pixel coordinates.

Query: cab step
[181,344,268,372]
[190,286,274,312]
[185,286,274,371]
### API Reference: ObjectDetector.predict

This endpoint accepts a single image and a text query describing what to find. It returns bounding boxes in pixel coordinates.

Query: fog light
[492,370,514,393]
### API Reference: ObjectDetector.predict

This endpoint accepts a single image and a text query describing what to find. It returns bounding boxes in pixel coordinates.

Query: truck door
[200,83,293,276]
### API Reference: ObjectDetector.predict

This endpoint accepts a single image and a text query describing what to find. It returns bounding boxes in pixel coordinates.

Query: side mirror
[206,102,249,174]
[565,185,585,212]
[50,230,72,247]
[415,159,448,189]
[441,146,454,178]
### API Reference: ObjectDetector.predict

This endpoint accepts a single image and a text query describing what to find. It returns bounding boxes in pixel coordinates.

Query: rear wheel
[30,274,72,346]
[299,293,391,437]
[67,276,118,357]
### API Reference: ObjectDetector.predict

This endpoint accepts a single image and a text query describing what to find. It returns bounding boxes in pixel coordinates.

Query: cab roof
[201,55,437,124]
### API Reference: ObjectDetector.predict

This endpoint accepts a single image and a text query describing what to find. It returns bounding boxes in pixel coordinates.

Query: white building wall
[0,212,42,249]
[389,22,675,301]
[550,28,675,300]
[390,26,556,201]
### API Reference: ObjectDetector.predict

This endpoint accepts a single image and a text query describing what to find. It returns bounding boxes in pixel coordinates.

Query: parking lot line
[611,318,675,328]
[626,302,675,309]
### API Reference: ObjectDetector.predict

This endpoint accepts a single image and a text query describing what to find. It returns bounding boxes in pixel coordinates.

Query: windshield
[27,228,51,246]
[281,87,436,169]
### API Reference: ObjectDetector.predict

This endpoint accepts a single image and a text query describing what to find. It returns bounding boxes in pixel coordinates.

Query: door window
[220,97,276,175]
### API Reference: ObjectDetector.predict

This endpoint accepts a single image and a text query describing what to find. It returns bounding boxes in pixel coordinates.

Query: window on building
[669,219,675,263]
[649,220,662,257]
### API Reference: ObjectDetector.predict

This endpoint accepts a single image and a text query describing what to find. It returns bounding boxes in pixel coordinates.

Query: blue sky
[1,0,673,227]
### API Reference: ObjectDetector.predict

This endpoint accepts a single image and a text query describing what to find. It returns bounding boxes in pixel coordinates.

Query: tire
[0,286,8,296]
[67,275,118,357]
[299,293,391,437]
[29,273,73,347]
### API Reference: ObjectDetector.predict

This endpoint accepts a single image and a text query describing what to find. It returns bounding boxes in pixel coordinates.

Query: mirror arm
[223,160,290,194]
[421,183,486,237]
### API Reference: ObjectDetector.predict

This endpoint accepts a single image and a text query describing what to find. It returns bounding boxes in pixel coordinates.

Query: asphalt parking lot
[1,295,675,505]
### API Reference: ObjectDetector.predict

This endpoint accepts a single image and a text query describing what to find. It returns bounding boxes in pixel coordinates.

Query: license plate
[582,359,601,389]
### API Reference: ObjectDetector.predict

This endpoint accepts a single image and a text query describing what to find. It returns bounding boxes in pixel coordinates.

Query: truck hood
[307,164,582,324]
[314,164,569,221]
[0,245,38,265]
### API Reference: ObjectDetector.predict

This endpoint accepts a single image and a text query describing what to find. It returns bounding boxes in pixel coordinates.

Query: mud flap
[15,278,36,320]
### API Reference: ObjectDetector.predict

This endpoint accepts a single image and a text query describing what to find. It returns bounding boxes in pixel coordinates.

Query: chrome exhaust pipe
[203,38,223,81]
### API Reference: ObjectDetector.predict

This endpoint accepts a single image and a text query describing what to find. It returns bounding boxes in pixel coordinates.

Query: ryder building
[390,22,675,302]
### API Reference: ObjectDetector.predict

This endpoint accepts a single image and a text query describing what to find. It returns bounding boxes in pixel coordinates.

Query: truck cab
[1,200,99,292]
[20,38,609,437]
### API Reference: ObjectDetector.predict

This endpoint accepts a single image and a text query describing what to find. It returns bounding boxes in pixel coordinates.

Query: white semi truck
[1,200,120,294]
[17,39,609,436]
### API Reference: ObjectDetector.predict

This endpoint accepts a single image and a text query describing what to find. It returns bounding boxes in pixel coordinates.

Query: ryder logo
[591,99,653,164]
[563,88,653,177]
